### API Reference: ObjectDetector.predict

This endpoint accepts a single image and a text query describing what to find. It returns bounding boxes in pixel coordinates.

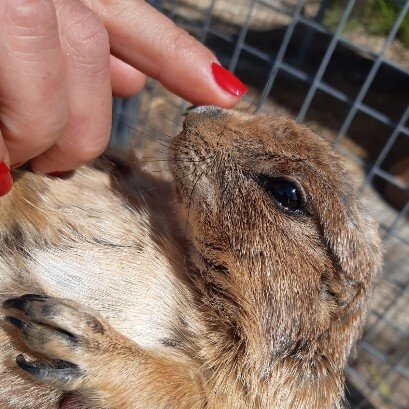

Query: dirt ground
[175,0,409,70]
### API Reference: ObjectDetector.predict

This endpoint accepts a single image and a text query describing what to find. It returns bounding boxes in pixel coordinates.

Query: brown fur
[0,108,381,408]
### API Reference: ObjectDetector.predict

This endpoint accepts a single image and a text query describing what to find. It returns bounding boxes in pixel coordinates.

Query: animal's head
[170,107,382,406]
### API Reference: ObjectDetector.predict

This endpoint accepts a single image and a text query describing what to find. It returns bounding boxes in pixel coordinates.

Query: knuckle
[168,29,198,59]
[62,13,109,62]
[5,0,56,29]
[157,29,198,81]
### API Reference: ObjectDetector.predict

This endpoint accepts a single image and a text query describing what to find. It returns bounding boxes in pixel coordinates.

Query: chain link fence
[112,1,409,407]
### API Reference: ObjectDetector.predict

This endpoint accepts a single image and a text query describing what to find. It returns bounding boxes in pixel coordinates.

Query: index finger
[81,0,247,107]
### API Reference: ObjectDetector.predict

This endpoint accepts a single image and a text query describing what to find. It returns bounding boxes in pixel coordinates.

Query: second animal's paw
[2,294,112,391]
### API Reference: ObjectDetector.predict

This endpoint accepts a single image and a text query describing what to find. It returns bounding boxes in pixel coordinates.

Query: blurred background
[111,1,409,407]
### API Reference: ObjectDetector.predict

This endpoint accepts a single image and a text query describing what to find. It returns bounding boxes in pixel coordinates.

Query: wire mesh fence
[112,1,409,407]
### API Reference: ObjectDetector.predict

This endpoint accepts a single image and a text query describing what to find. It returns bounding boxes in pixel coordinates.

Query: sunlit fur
[0,108,381,408]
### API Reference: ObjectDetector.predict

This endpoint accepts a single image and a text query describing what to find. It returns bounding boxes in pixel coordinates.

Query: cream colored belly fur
[0,164,189,408]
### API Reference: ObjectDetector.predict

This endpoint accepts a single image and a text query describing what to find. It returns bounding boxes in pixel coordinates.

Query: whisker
[132,129,172,146]
[112,115,174,143]
[184,165,210,236]
[245,91,260,114]
[214,97,242,148]
[131,132,180,154]
[251,70,275,114]
[140,169,171,173]
[302,120,324,126]
[139,158,208,164]
[152,113,183,130]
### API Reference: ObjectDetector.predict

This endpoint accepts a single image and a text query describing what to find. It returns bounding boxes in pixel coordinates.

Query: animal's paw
[2,294,111,391]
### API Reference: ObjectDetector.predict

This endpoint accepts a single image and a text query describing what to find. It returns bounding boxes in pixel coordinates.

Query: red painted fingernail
[0,162,13,197]
[11,162,24,170]
[211,62,248,98]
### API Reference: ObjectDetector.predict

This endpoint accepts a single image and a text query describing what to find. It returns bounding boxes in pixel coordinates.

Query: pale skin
[0,0,244,176]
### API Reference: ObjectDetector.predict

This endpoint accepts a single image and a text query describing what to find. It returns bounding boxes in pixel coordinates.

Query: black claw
[5,315,77,347]
[16,354,83,384]
[3,294,48,312]
[4,316,28,331]
[21,294,49,301]
[2,297,26,312]
[16,354,41,375]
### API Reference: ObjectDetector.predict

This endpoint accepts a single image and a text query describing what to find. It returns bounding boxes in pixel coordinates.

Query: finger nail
[0,162,13,197]
[211,62,248,98]
[11,162,25,170]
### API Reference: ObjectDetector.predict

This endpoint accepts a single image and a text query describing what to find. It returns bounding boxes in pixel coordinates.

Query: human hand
[0,0,247,196]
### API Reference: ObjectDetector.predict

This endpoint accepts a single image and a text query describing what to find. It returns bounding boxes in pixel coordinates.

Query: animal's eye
[258,176,306,215]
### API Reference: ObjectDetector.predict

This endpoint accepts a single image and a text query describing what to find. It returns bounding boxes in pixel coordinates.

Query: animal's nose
[183,106,223,128]
[189,106,223,116]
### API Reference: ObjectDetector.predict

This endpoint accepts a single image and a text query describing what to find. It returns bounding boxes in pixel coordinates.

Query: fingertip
[110,55,146,98]
[154,31,247,108]
[92,0,246,107]
[161,58,247,109]
[151,23,247,107]
[210,63,248,99]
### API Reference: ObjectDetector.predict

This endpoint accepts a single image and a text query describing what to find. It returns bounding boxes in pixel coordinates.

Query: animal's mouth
[169,106,215,181]
[169,114,220,207]
[169,129,207,195]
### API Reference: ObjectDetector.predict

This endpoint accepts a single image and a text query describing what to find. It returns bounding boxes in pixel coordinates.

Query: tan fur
[0,108,382,408]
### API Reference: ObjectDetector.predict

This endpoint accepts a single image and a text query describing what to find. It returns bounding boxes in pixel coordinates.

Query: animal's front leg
[2,294,205,409]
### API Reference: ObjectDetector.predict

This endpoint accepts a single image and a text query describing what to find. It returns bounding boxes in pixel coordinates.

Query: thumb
[82,0,247,107]
[0,132,13,197]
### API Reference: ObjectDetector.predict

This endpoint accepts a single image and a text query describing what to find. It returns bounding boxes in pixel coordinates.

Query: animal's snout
[189,106,223,116]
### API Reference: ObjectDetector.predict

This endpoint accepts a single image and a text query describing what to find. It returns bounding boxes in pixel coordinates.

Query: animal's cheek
[195,177,218,215]
[316,298,339,331]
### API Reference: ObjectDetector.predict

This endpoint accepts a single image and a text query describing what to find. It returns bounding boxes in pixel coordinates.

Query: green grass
[314,0,409,48]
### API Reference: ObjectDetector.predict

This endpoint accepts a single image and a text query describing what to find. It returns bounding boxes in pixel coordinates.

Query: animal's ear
[312,177,382,290]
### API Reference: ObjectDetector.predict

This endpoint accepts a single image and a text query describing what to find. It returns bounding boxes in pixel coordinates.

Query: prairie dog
[0,107,382,408]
